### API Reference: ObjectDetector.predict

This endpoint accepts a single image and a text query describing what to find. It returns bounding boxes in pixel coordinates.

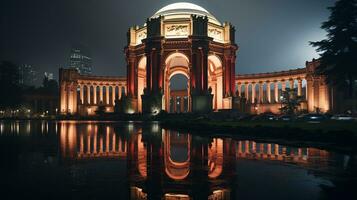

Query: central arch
[163,52,191,112]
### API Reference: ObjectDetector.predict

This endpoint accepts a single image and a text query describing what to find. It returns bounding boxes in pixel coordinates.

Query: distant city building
[18,64,38,86]
[44,72,54,80]
[69,45,92,75]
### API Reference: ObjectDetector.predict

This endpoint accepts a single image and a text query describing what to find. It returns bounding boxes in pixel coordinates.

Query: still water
[0,121,355,200]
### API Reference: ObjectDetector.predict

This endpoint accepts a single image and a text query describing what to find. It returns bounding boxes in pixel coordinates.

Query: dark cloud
[0,0,335,79]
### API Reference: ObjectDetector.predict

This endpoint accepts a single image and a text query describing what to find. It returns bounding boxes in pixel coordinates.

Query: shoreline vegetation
[1,113,357,152]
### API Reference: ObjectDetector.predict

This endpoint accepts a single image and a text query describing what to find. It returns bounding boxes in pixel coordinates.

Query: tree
[279,88,304,115]
[42,75,58,94]
[310,0,357,97]
[0,61,22,109]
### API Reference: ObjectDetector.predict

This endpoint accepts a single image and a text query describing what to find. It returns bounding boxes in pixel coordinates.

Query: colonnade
[77,131,127,159]
[236,140,309,162]
[78,83,127,106]
[170,96,188,113]
[59,68,127,115]
[236,78,305,104]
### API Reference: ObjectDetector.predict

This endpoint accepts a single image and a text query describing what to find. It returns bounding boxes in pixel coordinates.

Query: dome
[151,2,221,25]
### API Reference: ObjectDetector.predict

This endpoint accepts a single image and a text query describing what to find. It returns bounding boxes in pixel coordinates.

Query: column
[274,81,279,103]
[298,79,303,96]
[245,84,249,100]
[112,134,116,152]
[106,131,109,153]
[87,85,91,105]
[106,85,110,105]
[93,85,97,105]
[80,134,84,154]
[180,97,184,112]
[252,142,256,153]
[259,82,263,103]
[289,79,294,90]
[252,83,256,103]
[173,96,176,113]
[60,83,67,113]
[93,132,97,154]
[237,83,241,97]
[87,135,91,155]
[282,81,286,92]
[267,144,272,155]
[100,85,103,103]
[274,144,279,156]
[118,86,122,100]
[100,137,103,154]
[112,86,116,105]
[80,85,84,104]
[267,82,271,103]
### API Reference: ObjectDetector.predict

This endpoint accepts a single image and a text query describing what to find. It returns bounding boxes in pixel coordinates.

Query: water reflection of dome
[151,2,221,25]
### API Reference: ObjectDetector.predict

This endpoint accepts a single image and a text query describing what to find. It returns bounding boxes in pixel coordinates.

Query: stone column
[87,134,91,155]
[100,85,103,104]
[274,82,279,103]
[289,79,294,89]
[118,86,122,100]
[237,83,241,97]
[60,83,67,113]
[100,137,103,154]
[180,97,184,112]
[80,134,84,155]
[93,132,97,154]
[298,79,303,96]
[112,134,116,152]
[252,83,256,103]
[106,86,110,105]
[267,82,271,103]
[87,85,91,105]
[80,85,84,104]
[112,86,116,105]
[245,84,249,100]
[93,85,97,105]
[106,131,109,153]
[259,82,263,103]
[282,81,286,92]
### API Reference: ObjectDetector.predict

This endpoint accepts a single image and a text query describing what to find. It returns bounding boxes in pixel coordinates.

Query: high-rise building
[18,64,38,86]
[69,45,92,75]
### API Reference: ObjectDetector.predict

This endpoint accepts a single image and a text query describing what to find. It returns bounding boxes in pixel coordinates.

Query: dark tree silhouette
[279,88,304,115]
[42,75,58,94]
[0,61,22,109]
[310,0,357,97]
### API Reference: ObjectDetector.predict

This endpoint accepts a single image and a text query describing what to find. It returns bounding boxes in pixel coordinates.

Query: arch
[164,130,191,180]
[164,52,191,112]
[137,56,147,113]
[208,138,223,179]
[208,54,223,110]
[137,133,147,178]
[165,52,190,66]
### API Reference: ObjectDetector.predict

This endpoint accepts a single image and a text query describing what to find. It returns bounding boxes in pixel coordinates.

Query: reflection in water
[1,120,356,200]
[57,122,333,200]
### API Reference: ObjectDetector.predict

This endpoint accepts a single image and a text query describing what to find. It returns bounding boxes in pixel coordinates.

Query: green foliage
[310,0,357,97]
[279,88,304,115]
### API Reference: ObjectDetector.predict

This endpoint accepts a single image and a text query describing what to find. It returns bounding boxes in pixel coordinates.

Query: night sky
[0,0,335,80]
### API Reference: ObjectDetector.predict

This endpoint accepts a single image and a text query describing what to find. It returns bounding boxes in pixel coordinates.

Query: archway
[208,55,223,110]
[137,56,147,113]
[169,74,189,113]
[163,52,190,112]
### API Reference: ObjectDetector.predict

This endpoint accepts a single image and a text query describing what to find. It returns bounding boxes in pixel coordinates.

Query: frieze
[165,24,189,38]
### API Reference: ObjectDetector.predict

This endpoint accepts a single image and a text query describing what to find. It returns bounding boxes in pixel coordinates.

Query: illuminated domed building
[59,2,333,116]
